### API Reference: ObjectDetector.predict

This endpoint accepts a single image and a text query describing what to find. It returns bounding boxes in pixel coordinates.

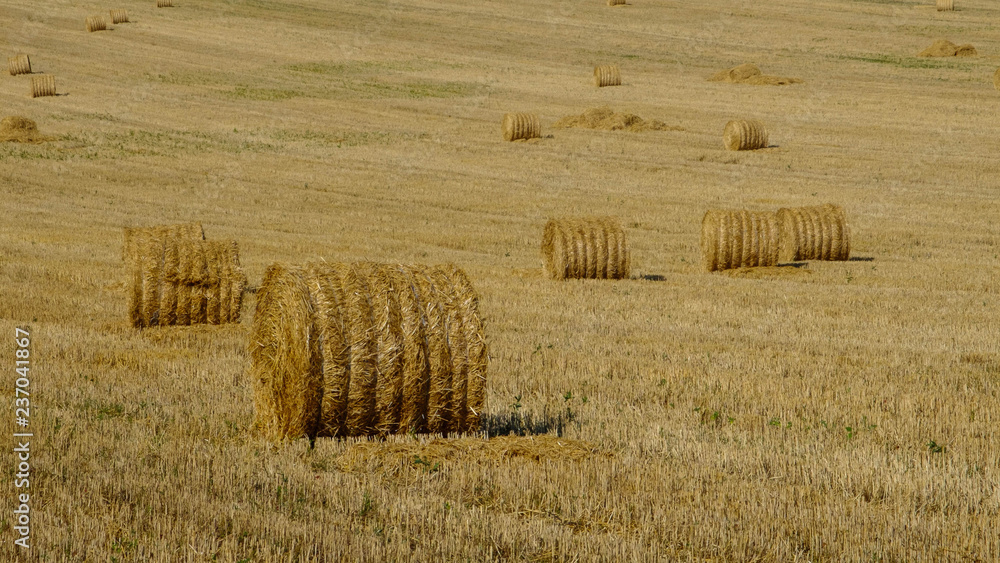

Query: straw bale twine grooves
[594,64,621,87]
[110,9,129,24]
[8,54,30,76]
[157,0,174,7]
[777,204,850,262]
[502,112,540,142]
[30,75,55,98]
[251,262,488,442]
[700,210,779,272]
[542,217,629,280]
[723,119,768,151]
[86,16,108,32]
[936,0,954,11]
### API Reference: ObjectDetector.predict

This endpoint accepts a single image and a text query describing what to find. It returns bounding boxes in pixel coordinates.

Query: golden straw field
[2,0,1000,560]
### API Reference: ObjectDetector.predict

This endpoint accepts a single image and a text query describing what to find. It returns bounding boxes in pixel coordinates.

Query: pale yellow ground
[1,0,999,560]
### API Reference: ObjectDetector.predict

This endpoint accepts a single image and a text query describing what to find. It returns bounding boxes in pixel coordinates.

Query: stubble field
[2,0,1000,560]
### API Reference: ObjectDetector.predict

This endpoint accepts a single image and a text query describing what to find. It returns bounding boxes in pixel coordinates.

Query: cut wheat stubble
[502,112,540,142]
[30,75,55,98]
[8,54,30,76]
[776,204,851,262]
[700,209,779,272]
[542,217,630,280]
[723,119,768,151]
[594,64,622,87]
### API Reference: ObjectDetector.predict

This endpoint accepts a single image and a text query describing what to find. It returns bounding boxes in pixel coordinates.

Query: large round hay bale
[723,119,768,151]
[776,204,850,262]
[541,217,630,280]
[110,9,129,24]
[700,209,778,272]
[594,64,622,87]
[936,0,954,11]
[8,54,30,76]
[502,112,540,142]
[86,15,108,32]
[251,262,488,441]
[30,75,55,98]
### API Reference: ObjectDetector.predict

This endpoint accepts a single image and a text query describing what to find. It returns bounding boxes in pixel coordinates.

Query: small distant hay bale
[700,209,779,272]
[918,39,977,57]
[0,116,53,144]
[502,112,540,142]
[994,68,1000,91]
[723,119,768,151]
[86,15,108,32]
[607,0,626,5]
[8,53,30,76]
[776,204,850,262]
[936,0,954,11]
[157,0,174,7]
[251,262,488,442]
[541,217,630,280]
[110,9,129,24]
[30,75,55,98]
[594,64,622,87]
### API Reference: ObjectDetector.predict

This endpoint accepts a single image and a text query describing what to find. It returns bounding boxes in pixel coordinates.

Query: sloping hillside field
[1,0,999,559]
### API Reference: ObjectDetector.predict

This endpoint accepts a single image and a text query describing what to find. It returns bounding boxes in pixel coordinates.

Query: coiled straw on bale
[776,204,850,262]
[157,0,174,7]
[700,210,779,272]
[541,217,630,280]
[594,65,622,87]
[30,75,55,98]
[723,119,768,151]
[110,9,129,24]
[8,54,30,76]
[936,0,954,11]
[86,16,108,32]
[502,113,540,142]
[251,262,487,441]
[607,0,627,5]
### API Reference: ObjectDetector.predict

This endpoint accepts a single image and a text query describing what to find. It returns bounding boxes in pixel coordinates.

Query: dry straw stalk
[936,0,954,11]
[776,204,851,262]
[86,15,108,32]
[723,119,768,151]
[594,65,622,87]
[502,113,540,142]
[110,9,129,24]
[30,75,55,98]
[700,210,779,272]
[251,262,487,442]
[8,53,30,76]
[541,217,630,280]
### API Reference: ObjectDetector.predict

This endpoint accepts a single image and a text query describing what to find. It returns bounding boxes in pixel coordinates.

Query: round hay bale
[607,0,626,5]
[936,0,954,11]
[157,0,174,7]
[776,204,850,262]
[251,261,486,441]
[700,209,779,272]
[110,9,129,24]
[30,75,55,98]
[594,64,622,87]
[723,119,768,151]
[502,112,540,142]
[250,264,323,442]
[541,217,629,280]
[86,15,107,32]
[994,68,1000,91]
[8,54,30,76]
[204,242,223,325]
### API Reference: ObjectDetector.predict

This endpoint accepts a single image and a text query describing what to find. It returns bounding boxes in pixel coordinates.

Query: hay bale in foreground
[776,204,850,262]
[541,217,630,280]
[936,0,954,11]
[110,9,129,24]
[502,112,540,141]
[723,119,768,151]
[30,75,55,98]
[8,54,30,76]
[594,64,622,87]
[86,15,108,32]
[251,262,488,441]
[700,209,779,272]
